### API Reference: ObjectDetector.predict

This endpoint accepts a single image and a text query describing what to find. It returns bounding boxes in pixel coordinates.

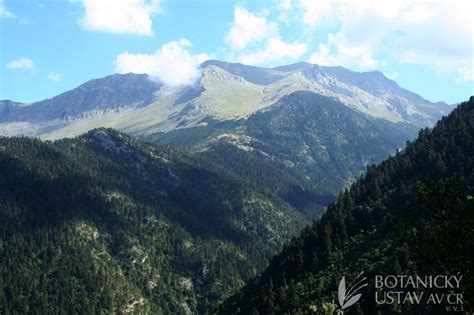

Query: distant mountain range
[0,60,450,139]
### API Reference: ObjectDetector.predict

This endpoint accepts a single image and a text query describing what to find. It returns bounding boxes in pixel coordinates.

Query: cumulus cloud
[78,0,161,35]
[227,6,277,49]
[6,57,35,72]
[48,72,61,82]
[302,0,473,80]
[0,0,15,18]
[226,6,307,66]
[239,37,307,65]
[116,38,209,86]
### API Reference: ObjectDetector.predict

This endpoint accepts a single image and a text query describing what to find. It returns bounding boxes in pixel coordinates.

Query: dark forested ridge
[0,128,313,314]
[241,92,418,193]
[218,97,474,314]
[149,91,419,216]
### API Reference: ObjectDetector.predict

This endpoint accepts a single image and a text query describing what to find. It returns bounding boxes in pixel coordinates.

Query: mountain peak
[201,60,285,85]
[0,60,451,140]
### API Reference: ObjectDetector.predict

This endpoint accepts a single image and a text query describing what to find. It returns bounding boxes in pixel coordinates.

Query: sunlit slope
[1,60,450,140]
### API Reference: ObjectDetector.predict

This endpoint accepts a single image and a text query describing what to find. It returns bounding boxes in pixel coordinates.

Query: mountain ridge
[148,90,419,185]
[0,60,450,140]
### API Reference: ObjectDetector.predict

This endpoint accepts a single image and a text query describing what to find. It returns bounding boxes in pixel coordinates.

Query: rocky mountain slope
[0,60,449,139]
[150,92,419,197]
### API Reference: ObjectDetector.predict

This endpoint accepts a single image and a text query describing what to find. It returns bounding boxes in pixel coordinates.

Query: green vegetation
[151,92,418,198]
[218,97,474,314]
[0,129,309,314]
[0,90,459,314]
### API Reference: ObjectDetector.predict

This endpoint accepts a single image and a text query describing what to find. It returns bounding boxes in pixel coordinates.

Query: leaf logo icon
[338,272,367,310]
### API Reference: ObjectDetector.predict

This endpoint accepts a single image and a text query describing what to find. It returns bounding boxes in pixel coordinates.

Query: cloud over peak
[116,38,209,86]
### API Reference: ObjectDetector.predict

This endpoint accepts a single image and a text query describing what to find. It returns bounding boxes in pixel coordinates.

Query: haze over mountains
[0,60,450,140]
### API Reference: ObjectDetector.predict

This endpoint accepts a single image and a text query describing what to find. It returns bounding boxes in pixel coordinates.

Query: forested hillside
[151,92,419,215]
[0,92,423,314]
[218,97,474,314]
[0,129,311,314]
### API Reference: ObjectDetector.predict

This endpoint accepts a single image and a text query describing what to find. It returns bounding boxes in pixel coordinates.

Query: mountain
[203,60,449,126]
[0,73,160,137]
[0,128,314,314]
[218,97,474,314]
[0,61,456,314]
[0,60,449,140]
[150,92,419,197]
[0,92,420,312]
[0,100,24,115]
[0,62,429,219]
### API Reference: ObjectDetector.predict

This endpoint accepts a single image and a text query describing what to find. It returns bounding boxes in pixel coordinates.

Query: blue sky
[1,0,472,104]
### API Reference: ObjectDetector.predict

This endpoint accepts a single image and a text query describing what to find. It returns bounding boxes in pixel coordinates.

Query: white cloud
[239,37,307,65]
[277,0,294,24]
[279,0,293,11]
[227,6,277,49]
[309,33,380,69]
[78,0,161,35]
[0,0,15,18]
[6,57,35,72]
[298,0,335,29]
[116,38,209,86]
[303,0,473,80]
[19,18,29,24]
[226,6,307,66]
[48,72,61,82]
